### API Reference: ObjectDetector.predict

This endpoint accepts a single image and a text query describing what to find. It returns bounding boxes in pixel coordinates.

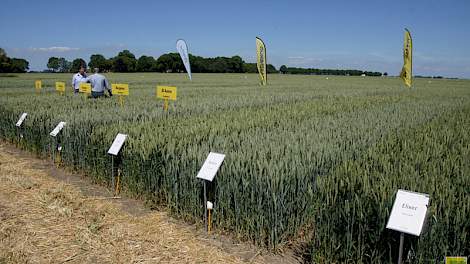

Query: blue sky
[1,0,469,77]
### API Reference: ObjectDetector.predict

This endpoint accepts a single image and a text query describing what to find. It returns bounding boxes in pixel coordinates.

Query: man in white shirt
[88,68,112,98]
[71,66,88,94]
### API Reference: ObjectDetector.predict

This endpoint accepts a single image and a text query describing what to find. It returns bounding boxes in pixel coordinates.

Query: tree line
[0,48,29,73]
[1,46,384,76]
[46,50,279,74]
[279,65,384,76]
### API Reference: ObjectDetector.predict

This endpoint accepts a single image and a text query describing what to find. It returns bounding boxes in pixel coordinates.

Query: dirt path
[0,142,300,264]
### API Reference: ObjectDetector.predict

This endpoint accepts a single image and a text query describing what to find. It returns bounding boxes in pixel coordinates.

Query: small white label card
[107,133,128,156]
[196,152,225,182]
[16,113,27,127]
[386,189,430,236]
[50,122,66,137]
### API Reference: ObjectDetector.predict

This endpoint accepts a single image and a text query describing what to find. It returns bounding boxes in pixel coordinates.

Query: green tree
[47,57,60,72]
[136,55,156,72]
[112,50,137,72]
[228,56,244,73]
[242,63,257,73]
[0,48,11,73]
[9,58,29,73]
[0,48,30,73]
[155,53,175,72]
[267,64,278,73]
[71,58,86,72]
[279,65,288,74]
[57,57,71,73]
[89,54,110,71]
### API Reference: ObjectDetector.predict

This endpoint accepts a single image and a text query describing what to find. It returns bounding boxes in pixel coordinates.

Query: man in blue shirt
[88,68,112,98]
[71,66,88,94]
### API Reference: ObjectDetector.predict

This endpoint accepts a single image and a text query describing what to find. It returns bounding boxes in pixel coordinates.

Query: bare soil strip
[0,142,299,263]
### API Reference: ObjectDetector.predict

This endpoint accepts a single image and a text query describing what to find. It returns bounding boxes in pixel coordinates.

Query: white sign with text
[16,113,27,127]
[196,152,225,182]
[107,133,127,156]
[386,189,430,236]
[50,122,66,137]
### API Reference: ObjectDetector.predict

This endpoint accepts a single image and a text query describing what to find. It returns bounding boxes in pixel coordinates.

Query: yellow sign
[112,83,129,96]
[55,82,66,93]
[79,83,91,94]
[35,80,42,90]
[156,86,177,100]
[446,257,467,264]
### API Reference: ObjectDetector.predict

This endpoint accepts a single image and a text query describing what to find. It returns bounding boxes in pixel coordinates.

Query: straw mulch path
[0,143,260,264]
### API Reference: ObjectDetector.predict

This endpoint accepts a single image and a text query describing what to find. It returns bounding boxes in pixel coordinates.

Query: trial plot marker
[196,152,225,182]
[35,80,42,93]
[111,84,129,107]
[197,152,225,233]
[386,189,429,264]
[16,113,27,127]
[108,133,127,155]
[108,133,128,196]
[156,85,177,111]
[50,121,66,167]
[50,122,66,137]
[55,82,66,95]
[79,83,91,96]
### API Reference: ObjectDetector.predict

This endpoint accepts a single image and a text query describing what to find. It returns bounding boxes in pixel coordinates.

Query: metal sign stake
[111,155,115,195]
[398,232,404,264]
[204,180,208,232]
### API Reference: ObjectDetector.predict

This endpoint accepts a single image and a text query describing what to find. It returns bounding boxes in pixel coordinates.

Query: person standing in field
[88,68,112,98]
[71,65,88,94]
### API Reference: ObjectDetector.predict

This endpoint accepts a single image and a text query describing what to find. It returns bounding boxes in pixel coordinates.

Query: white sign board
[50,122,66,137]
[16,113,27,127]
[107,133,127,156]
[386,189,430,236]
[196,152,225,182]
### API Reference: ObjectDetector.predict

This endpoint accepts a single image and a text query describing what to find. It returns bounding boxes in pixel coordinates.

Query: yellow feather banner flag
[256,37,267,86]
[400,28,413,88]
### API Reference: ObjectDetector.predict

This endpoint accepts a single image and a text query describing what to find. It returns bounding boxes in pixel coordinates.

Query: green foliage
[71,58,86,72]
[286,67,382,76]
[0,73,468,263]
[8,58,29,73]
[136,55,156,72]
[47,57,71,73]
[47,57,60,71]
[0,48,29,73]
[89,54,111,72]
[112,50,137,72]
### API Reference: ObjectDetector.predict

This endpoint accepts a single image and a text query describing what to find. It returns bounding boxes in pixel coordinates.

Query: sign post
[386,189,430,264]
[79,83,91,98]
[50,121,66,166]
[196,152,225,233]
[15,113,27,145]
[156,86,177,111]
[108,133,127,196]
[55,81,66,95]
[111,83,129,107]
[35,80,42,94]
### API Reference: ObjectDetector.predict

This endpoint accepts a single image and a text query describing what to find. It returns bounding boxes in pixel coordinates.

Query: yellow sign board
[446,257,467,264]
[55,82,66,92]
[35,80,42,90]
[156,86,177,101]
[79,83,91,94]
[112,83,129,96]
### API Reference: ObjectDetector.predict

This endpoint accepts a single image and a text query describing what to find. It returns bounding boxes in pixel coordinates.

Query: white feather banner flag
[176,39,192,80]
